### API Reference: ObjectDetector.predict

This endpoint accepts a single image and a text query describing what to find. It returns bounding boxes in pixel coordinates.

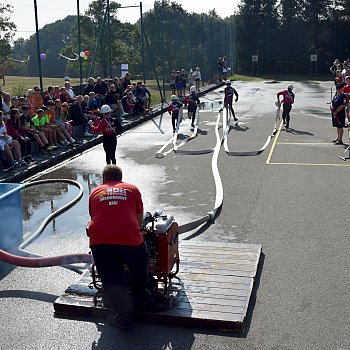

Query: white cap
[190,86,196,93]
[170,95,179,101]
[100,104,112,114]
[288,84,294,90]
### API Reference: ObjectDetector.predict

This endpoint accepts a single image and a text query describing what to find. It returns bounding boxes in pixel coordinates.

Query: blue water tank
[0,183,24,251]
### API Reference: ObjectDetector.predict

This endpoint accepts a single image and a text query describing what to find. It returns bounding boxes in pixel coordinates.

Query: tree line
[2,0,350,80]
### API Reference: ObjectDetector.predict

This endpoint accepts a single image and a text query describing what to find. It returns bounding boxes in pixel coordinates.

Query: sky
[10,0,240,41]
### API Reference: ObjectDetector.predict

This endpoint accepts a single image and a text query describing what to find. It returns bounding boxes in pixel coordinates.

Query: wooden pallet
[54,241,262,332]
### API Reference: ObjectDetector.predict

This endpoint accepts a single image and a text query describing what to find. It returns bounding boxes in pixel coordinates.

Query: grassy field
[2,74,330,106]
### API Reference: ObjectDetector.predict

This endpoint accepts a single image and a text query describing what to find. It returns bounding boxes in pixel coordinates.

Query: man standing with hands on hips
[88,165,150,330]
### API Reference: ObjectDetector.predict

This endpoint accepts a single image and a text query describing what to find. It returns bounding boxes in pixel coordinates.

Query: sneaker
[335,140,343,145]
[191,123,194,128]
[219,108,223,113]
[107,313,135,331]
[234,117,238,121]
[47,145,58,150]
[3,163,14,172]
[332,139,338,143]
[122,112,129,117]
[14,160,20,167]
[69,138,76,144]
[84,132,94,137]
[285,124,289,129]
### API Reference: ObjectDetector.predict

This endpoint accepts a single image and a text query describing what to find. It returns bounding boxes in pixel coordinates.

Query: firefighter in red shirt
[88,165,149,330]
[88,105,123,165]
[277,85,295,129]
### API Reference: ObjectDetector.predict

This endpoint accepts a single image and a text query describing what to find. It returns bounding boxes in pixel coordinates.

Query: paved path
[1,80,349,350]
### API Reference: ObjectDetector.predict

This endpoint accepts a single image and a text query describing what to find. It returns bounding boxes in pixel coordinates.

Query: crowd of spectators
[170,67,201,97]
[0,74,152,173]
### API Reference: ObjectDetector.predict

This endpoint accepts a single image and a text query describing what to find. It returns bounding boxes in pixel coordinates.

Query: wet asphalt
[1,80,350,350]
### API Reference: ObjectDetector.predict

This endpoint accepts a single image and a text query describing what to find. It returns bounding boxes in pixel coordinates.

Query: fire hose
[0,179,92,272]
[157,103,281,238]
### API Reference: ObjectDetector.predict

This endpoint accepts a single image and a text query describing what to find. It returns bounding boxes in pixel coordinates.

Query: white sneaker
[84,132,93,137]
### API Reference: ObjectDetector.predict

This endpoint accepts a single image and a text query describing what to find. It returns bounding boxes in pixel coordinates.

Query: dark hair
[102,165,123,182]
[10,108,19,119]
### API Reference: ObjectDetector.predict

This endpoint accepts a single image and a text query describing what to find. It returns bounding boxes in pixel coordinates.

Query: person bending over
[88,165,149,330]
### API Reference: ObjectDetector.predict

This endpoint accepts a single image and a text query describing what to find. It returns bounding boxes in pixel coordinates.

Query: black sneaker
[107,313,135,330]
[285,124,289,129]
[234,117,238,121]
[3,163,14,172]
[219,108,223,113]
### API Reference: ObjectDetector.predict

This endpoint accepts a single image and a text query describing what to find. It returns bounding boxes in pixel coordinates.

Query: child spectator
[6,108,33,162]
[141,83,151,109]
[20,105,49,151]
[33,86,43,110]
[192,67,202,92]
[88,92,99,110]
[121,91,136,116]
[26,88,36,117]
[54,99,76,144]
[0,110,24,168]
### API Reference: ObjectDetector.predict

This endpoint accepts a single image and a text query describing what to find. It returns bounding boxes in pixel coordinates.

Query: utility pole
[140,2,145,82]
[107,0,112,77]
[77,0,83,92]
[33,0,43,92]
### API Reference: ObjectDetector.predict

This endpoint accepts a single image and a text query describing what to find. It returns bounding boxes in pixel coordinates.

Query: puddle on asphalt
[198,101,223,110]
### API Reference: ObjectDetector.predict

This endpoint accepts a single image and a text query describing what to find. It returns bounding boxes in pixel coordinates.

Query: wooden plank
[53,242,262,332]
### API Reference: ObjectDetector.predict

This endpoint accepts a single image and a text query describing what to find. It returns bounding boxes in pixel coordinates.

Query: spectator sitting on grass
[20,105,49,152]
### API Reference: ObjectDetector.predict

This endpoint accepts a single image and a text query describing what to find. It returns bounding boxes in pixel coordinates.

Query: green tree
[236,0,279,73]
[0,2,16,62]
[60,0,141,78]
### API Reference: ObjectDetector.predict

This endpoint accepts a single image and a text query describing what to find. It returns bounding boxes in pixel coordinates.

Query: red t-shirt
[88,180,144,246]
[343,85,350,94]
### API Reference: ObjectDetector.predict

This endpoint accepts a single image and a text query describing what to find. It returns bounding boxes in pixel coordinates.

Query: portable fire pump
[90,209,180,297]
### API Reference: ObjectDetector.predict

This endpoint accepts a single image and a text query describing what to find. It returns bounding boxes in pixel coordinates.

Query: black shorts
[332,113,346,128]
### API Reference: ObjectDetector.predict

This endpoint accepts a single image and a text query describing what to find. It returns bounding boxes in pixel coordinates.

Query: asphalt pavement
[1,80,349,350]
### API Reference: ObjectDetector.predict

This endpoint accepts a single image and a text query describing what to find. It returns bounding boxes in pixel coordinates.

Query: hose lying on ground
[0,179,92,272]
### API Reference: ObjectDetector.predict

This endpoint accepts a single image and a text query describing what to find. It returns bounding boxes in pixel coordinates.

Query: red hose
[0,249,92,268]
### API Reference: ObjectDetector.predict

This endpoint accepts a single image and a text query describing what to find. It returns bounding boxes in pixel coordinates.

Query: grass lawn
[2,74,331,106]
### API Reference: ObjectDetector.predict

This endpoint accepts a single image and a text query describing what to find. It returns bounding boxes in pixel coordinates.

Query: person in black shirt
[331,83,348,144]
